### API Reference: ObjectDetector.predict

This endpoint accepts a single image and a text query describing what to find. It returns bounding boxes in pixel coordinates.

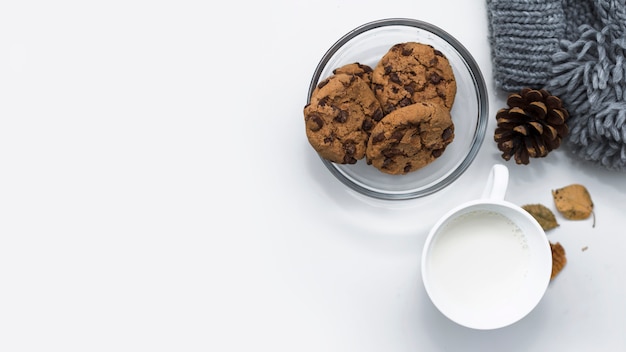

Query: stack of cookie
[304,42,457,175]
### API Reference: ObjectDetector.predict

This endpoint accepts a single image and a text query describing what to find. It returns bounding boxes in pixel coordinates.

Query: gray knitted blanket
[487,0,626,170]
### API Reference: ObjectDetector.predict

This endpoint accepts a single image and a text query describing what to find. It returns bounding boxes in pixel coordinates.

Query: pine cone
[494,88,569,165]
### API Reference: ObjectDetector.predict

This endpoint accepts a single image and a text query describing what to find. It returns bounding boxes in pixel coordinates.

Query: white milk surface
[427,209,530,312]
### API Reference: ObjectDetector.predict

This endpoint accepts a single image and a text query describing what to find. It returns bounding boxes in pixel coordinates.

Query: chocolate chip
[334,110,348,123]
[429,57,439,66]
[372,133,385,144]
[391,130,405,141]
[384,65,392,75]
[404,83,415,94]
[362,119,373,131]
[359,63,373,73]
[372,83,383,92]
[442,127,453,141]
[307,114,324,132]
[432,148,444,157]
[382,148,401,158]
[398,97,412,107]
[317,78,330,89]
[372,108,384,122]
[343,155,357,164]
[324,135,334,144]
[401,46,413,56]
[318,96,329,107]
[403,163,412,173]
[389,72,401,84]
[434,49,444,57]
[430,72,443,84]
[343,141,356,155]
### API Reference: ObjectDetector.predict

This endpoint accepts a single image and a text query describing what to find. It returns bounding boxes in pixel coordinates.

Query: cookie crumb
[582,246,588,252]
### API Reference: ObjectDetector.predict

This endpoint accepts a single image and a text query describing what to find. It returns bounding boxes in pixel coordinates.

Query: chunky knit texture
[487,0,566,92]
[487,0,626,170]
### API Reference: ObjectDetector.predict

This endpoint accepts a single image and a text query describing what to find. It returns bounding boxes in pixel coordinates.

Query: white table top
[2,1,625,351]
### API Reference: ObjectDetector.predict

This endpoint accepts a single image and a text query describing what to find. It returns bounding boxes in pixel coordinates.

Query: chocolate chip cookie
[366,102,455,175]
[304,73,384,164]
[333,62,374,86]
[371,42,457,115]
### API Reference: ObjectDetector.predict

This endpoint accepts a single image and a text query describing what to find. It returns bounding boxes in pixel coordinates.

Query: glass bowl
[307,18,488,200]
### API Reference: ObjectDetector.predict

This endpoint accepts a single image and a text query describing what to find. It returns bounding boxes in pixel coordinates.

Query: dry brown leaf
[550,241,567,280]
[552,184,594,224]
[522,203,559,231]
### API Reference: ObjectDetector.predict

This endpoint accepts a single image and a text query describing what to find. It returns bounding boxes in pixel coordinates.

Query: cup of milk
[421,164,552,330]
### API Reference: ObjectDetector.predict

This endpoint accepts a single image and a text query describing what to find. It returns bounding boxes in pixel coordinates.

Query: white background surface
[1,1,625,351]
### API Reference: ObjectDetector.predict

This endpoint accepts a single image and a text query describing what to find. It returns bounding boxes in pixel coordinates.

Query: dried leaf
[522,203,559,231]
[552,184,594,222]
[550,241,567,280]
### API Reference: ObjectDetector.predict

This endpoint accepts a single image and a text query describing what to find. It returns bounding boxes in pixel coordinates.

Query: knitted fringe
[546,2,626,170]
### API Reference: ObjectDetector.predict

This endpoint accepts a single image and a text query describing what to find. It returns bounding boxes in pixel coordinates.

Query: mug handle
[481,164,509,201]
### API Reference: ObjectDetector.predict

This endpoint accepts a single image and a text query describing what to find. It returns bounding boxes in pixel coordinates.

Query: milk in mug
[426,209,531,311]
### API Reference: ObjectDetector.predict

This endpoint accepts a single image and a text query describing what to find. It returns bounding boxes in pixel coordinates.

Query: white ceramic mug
[421,164,552,330]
